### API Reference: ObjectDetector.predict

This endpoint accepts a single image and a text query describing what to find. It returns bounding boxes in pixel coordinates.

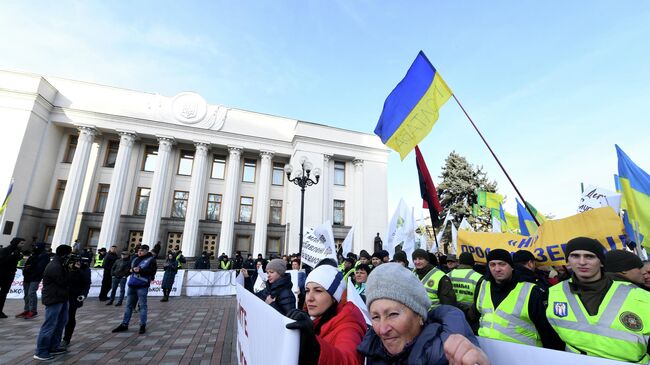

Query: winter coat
[0,243,23,276]
[256,273,296,316]
[357,305,478,365]
[162,258,178,289]
[315,300,367,365]
[68,265,91,309]
[103,251,119,271]
[23,250,50,282]
[194,255,211,269]
[111,258,131,278]
[128,252,157,288]
[41,255,69,306]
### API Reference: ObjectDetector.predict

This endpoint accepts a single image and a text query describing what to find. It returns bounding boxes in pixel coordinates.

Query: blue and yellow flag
[517,198,538,236]
[0,180,13,216]
[616,145,650,248]
[374,51,452,159]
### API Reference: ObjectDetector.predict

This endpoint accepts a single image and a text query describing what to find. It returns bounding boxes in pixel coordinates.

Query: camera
[63,253,91,269]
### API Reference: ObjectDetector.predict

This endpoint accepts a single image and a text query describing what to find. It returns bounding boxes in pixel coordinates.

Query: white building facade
[0,70,388,258]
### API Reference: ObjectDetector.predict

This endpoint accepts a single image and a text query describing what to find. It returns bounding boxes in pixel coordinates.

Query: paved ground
[0,296,238,364]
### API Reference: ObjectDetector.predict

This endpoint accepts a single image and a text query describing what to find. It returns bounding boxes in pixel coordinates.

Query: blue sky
[1,1,650,219]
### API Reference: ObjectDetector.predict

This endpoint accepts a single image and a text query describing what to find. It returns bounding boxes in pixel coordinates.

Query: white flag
[578,184,622,213]
[491,216,502,233]
[346,277,371,325]
[313,221,337,260]
[401,207,417,263]
[459,217,473,231]
[342,227,354,257]
[450,222,458,254]
[385,198,411,259]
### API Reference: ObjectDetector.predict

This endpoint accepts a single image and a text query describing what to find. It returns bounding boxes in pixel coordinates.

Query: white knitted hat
[306,264,346,302]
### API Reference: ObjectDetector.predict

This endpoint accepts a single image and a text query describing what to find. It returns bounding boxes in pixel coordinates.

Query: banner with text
[236,283,299,365]
[301,226,337,267]
[458,207,626,266]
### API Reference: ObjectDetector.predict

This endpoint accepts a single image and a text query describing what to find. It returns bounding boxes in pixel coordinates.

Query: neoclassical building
[0,70,388,257]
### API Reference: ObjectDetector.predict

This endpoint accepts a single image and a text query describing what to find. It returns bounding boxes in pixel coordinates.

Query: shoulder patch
[553,302,568,317]
[427,280,435,287]
[619,311,643,332]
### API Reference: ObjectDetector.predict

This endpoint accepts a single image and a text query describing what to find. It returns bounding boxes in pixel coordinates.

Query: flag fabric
[0,180,13,216]
[517,198,538,236]
[313,221,338,261]
[450,222,458,254]
[577,184,622,213]
[341,227,354,257]
[476,190,503,209]
[374,51,453,160]
[385,199,414,259]
[401,208,417,263]
[459,217,473,231]
[491,216,502,233]
[616,145,650,248]
[347,277,371,325]
[415,146,442,224]
[523,201,546,225]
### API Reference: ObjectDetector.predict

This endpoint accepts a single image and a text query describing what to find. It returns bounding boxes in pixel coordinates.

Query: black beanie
[360,250,370,259]
[564,237,606,264]
[459,252,475,266]
[486,249,513,267]
[412,248,429,262]
[371,251,382,259]
[55,245,72,256]
[393,251,409,266]
[604,250,643,273]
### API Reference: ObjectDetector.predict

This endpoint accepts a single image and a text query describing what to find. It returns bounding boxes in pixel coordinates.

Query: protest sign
[301,224,337,267]
[236,283,299,365]
[185,270,236,296]
[458,207,626,266]
[578,184,622,213]
[478,337,632,365]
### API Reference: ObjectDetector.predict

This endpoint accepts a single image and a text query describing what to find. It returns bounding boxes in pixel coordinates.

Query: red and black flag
[415,146,442,224]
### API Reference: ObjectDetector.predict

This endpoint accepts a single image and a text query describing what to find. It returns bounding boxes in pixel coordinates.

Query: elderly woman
[254,258,295,315]
[357,263,489,365]
[285,260,367,365]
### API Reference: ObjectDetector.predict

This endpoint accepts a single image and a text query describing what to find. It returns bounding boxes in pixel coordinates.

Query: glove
[285,309,320,365]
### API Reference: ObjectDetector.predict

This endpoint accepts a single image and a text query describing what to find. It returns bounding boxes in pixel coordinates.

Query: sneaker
[24,311,38,319]
[60,339,69,348]
[139,325,146,334]
[111,324,129,333]
[115,302,122,307]
[106,301,113,305]
[15,310,28,318]
[0,312,7,319]
[33,354,54,361]
[49,347,68,355]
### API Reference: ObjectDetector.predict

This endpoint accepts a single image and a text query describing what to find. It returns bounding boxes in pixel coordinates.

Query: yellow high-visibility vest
[449,268,482,304]
[414,267,447,307]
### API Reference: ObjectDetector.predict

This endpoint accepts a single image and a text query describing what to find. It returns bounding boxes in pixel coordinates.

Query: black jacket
[358,305,478,364]
[256,273,296,316]
[23,250,50,282]
[515,264,549,292]
[111,257,131,278]
[42,255,69,306]
[68,265,91,308]
[103,251,119,271]
[0,243,23,276]
[194,255,211,269]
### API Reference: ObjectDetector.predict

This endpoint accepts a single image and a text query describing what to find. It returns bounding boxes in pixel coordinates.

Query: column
[98,131,137,250]
[321,154,332,223]
[218,146,242,256]
[181,142,210,257]
[142,136,175,246]
[252,151,274,256]
[52,126,98,249]
[353,159,364,252]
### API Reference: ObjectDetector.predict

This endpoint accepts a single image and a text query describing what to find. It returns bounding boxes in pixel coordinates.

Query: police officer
[411,249,456,307]
[472,249,563,349]
[94,248,106,268]
[449,252,483,313]
[546,237,650,363]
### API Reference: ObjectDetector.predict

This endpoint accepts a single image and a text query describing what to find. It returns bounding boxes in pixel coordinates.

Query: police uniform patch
[619,311,643,331]
[553,302,568,317]
[427,280,435,287]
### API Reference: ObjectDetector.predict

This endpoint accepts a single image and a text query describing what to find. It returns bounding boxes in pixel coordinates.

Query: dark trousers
[0,273,15,313]
[99,269,112,300]
[63,302,79,342]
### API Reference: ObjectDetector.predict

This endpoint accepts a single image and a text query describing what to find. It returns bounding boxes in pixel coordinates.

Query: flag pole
[451,94,541,226]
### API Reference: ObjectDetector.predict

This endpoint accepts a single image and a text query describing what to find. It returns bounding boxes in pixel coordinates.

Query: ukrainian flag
[0,180,13,216]
[616,145,650,248]
[517,198,538,236]
[374,51,452,159]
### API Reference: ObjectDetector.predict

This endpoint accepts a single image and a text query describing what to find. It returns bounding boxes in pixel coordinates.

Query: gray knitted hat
[365,263,431,320]
[266,259,287,275]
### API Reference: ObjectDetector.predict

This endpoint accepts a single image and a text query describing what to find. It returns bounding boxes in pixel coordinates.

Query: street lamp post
[285,157,320,263]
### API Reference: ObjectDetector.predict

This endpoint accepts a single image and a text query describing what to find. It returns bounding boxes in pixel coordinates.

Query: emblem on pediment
[153,92,227,131]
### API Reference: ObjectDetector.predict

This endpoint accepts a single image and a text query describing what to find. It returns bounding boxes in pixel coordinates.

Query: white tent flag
[341,227,354,257]
[578,184,622,213]
[385,198,411,259]
[450,222,458,254]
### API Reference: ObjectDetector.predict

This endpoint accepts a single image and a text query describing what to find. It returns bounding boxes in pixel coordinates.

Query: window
[44,226,55,244]
[267,237,281,258]
[104,140,120,167]
[236,235,252,256]
[334,200,345,225]
[242,159,256,182]
[63,135,78,163]
[334,161,345,185]
[52,180,67,210]
[171,191,189,218]
[142,145,158,172]
[211,155,226,179]
[272,162,284,185]
[239,196,254,223]
[206,193,222,221]
[269,199,282,224]
[178,149,194,176]
[87,228,100,250]
[134,187,151,215]
[94,184,110,213]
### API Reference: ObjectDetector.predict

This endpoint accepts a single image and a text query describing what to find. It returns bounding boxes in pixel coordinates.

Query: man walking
[107,251,130,306]
[112,244,157,334]
[34,245,72,361]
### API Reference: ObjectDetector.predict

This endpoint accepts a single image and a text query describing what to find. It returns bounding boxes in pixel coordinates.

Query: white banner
[301,226,336,268]
[236,283,299,365]
[578,184,622,213]
[478,337,633,365]
[9,269,185,298]
[185,270,236,296]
